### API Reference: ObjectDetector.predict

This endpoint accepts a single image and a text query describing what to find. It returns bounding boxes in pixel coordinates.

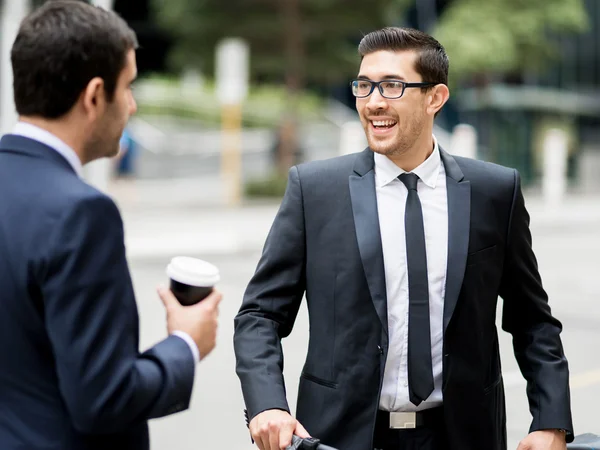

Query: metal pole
[0,0,30,135]
[221,104,243,206]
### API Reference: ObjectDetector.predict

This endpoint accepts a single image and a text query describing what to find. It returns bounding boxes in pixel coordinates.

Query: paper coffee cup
[166,256,220,306]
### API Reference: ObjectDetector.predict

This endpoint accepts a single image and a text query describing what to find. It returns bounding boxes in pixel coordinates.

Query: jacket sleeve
[41,193,195,434]
[499,170,574,442]
[234,166,306,421]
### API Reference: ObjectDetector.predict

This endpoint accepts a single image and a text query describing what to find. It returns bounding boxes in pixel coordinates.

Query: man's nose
[366,86,387,111]
[129,96,138,116]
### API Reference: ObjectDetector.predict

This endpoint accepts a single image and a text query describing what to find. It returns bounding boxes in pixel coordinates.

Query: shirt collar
[374,135,441,189]
[12,122,83,177]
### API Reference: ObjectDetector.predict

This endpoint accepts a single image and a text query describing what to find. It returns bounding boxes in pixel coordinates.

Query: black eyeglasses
[350,79,437,99]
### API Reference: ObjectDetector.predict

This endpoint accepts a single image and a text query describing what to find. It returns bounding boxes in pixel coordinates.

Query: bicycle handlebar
[285,435,338,450]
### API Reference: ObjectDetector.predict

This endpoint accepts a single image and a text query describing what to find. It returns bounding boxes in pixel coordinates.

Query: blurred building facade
[452,0,600,190]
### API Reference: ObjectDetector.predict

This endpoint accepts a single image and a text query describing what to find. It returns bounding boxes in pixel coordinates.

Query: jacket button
[377,345,384,355]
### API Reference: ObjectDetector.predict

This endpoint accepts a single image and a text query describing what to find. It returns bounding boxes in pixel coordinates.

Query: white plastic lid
[166,256,220,287]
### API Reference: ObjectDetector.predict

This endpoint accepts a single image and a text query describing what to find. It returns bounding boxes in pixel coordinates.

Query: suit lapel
[440,149,471,333]
[349,149,388,335]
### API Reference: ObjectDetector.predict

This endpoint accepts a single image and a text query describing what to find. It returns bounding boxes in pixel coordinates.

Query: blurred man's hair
[11,0,138,119]
[358,27,449,88]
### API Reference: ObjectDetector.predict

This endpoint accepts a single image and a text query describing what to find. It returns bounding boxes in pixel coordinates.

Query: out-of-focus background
[1,0,599,449]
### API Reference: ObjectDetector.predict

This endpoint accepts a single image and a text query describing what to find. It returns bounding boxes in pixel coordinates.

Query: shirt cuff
[172,331,200,364]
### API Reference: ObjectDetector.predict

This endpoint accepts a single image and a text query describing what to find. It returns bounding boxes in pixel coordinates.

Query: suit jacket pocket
[301,372,338,389]
[481,375,507,450]
[483,374,502,395]
[467,245,498,266]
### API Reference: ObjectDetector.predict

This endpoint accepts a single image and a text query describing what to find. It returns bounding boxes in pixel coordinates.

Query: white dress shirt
[13,121,84,177]
[11,122,201,364]
[376,136,448,412]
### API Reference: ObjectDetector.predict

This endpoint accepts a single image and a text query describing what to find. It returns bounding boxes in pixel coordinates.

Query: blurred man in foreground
[0,2,221,449]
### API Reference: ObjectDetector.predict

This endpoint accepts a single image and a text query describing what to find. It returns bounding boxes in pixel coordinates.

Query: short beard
[367,115,423,158]
[84,133,119,164]
[369,136,415,158]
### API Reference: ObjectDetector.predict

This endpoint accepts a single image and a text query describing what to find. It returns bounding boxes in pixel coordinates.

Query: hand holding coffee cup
[166,256,220,305]
[157,285,222,360]
[158,257,222,359]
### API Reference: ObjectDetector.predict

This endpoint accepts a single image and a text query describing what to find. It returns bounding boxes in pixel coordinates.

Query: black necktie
[399,172,434,406]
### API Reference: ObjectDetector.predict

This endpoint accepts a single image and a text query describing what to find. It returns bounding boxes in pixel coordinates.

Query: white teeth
[372,120,396,127]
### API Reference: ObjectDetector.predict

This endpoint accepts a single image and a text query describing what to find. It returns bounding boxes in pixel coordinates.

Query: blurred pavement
[109,176,600,260]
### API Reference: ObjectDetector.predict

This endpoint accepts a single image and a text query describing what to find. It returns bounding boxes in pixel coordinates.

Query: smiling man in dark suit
[0,2,221,449]
[234,27,573,450]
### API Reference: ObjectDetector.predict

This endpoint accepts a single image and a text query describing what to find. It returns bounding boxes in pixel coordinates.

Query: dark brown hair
[358,27,449,87]
[12,0,138,119]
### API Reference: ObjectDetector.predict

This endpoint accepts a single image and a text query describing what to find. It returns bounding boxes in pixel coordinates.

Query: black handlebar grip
[285,435,339,450]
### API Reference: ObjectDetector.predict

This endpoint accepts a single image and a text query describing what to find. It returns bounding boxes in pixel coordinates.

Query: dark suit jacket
[0,135,195,450]
[234,147,573,450]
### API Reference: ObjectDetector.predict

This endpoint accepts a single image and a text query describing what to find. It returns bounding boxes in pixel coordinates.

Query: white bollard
[450,124,477,159]
[92,0,114,9]
[339,120,368,156]
[542,128,568,210]
[216,37,249,207]
[83,158,113,193]
[0,0,30,134]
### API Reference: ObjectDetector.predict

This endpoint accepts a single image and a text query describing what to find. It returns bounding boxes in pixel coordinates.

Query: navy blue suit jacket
[0,135,195,449]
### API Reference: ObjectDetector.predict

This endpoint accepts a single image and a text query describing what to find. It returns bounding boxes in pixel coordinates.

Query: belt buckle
[389,412,416,429]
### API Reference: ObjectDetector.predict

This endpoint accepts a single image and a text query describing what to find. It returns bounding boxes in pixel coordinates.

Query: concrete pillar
[92,0,114,9]
[450,124,477,159]
[339,120,368,155]
[542,128,569,210]
[0,0,30,134]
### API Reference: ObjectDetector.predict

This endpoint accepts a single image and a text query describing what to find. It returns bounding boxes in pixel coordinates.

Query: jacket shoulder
[295,152,361,180]
[453,156,517,186]
[44,170,117,216]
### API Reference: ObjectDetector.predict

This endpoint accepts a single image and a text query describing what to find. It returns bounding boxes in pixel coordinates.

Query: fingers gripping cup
[166,256,220,306]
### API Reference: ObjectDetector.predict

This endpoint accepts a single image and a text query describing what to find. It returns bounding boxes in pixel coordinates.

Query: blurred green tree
[152,0,588,173]
[152,0,410,84]
[151,0,410,173]
[433,0,589,85]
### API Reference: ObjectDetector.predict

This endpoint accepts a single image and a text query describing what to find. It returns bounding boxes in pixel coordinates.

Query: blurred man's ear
[81,77,106,122]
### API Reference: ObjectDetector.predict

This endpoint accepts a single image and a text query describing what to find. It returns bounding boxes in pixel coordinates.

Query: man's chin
[368,143,396,156]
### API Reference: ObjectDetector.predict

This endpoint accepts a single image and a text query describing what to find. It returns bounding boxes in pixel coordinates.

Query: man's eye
[384,82,403,89]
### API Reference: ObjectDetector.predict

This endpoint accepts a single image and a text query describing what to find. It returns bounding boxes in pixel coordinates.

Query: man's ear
[427,84,450,116]
[81,77,106,122]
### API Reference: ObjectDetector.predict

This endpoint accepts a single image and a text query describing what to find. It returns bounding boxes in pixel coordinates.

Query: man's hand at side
[250,409,310,450]
[517,430,567,450]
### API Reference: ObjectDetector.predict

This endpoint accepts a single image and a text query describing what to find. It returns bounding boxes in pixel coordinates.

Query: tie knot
[399,172,419,191]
